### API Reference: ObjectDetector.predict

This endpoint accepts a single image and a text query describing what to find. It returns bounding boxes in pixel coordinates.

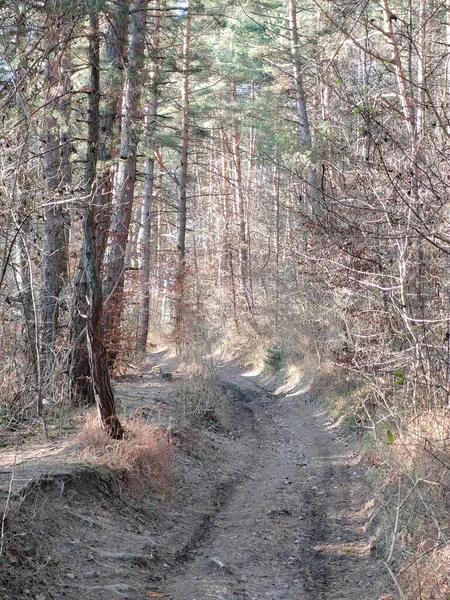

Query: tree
[137,0,161,354]
[174,0,191,348]
[82,8,123,439]
[40,5,73,403]
[70,0,129,406]
[103,0,150,362]
[288,0,318,212]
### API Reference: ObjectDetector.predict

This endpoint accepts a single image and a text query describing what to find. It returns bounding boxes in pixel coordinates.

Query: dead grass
[73,414,173,499]
[175,368,227,431]
[389,411,450,599]
[310,360,450,599]
[395,410,450,472]
[363,409,450,599]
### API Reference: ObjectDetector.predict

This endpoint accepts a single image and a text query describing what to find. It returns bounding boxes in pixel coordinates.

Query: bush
[74,414,173,499]
[264,346,283,374]
[175,371,226,431]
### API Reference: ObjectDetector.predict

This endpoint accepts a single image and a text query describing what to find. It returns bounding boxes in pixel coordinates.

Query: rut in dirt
[164,369,395,600]
[0,366,396,600]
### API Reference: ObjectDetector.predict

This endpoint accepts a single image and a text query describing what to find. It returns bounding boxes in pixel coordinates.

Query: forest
[0,0,450,597]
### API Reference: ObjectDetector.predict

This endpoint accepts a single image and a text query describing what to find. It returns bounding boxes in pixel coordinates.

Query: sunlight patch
[242,368,261,377]
[284,382,312,397]
[313,540,369,557]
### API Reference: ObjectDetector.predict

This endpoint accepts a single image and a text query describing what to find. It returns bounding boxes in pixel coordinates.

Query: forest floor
[0,353,397,600]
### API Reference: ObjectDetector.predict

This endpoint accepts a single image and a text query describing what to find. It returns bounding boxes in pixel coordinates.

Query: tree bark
[288,0,319,212]
[97,0,130,262]
[231,81,253,314]
[14,16,40,399]
[40,10,71,402]
[103,0,149,362]
[83,9,124,439]
[137,0,161,354]
[174,0,191,348]
[69,0,129,406]
[220,128,238,328]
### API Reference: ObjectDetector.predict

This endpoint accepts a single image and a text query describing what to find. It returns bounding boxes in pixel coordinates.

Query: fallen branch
[383,560,407,600]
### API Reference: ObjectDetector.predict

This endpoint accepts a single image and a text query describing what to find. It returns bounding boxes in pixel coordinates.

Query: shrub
[264,346,283,374]
[74,414,173,499]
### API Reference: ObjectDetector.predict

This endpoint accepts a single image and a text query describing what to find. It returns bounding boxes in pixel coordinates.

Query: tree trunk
[137,0,161,354]
[83,10,123,439]
[103,0,149,362]
[220,128,238,328]
[174,0,191,348]
[231,81,253,314]
[446,0,450,135]
[97,0,130,262]
[288,0,319,212]
[14,18,40,399]
[40,11,71,403]
[69,0,129,406]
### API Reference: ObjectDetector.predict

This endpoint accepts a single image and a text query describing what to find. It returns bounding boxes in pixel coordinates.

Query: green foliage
[0,403,10,428]
[394,369,406,386]
[264,346,283,374]
[381,423,394,444]
[345,413,359,431]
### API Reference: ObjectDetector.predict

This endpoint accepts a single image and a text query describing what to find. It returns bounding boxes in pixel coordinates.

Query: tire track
[164,368,396,600]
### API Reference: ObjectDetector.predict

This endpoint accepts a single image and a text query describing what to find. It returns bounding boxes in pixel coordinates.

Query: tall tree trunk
[103,0,149,362]
[380,0,415,136]
[14,15,40,398]
[288,0,319,212]
[97,0,130,261]
[69,0,129,406]
[231,81,253,314]
[174,0,191,348]
[137,0,161,354]
[220,128,238,328]
[446,0,450,135]
[83,10,123,439]
[40,10,71,403]
[274,158,281,328]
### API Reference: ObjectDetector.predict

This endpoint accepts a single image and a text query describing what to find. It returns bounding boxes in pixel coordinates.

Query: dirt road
[1,364,396,599]
[163,367,395,600]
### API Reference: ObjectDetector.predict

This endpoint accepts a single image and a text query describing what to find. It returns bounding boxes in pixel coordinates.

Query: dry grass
[395,410,450,472]
[74,414,173,499]
[390,412,450,599]
[175,367,227,431]
[365,410,450,599]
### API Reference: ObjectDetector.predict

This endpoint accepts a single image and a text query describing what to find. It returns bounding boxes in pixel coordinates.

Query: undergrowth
[324,372,450,599]
[264,346,284,375]
[264,350,450,599]
[74,414,173,499]
[175,359,227,432]
[372,410,450,599]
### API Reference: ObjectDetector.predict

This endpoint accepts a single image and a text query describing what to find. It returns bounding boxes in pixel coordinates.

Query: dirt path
[163,367,394,600]
[0,363,396,599]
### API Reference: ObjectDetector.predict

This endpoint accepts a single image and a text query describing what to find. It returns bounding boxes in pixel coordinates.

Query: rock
[268,508,292,517]
[208,557,232,574]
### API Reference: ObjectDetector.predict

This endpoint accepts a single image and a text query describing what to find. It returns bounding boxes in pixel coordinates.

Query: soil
[0,358,397,600]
